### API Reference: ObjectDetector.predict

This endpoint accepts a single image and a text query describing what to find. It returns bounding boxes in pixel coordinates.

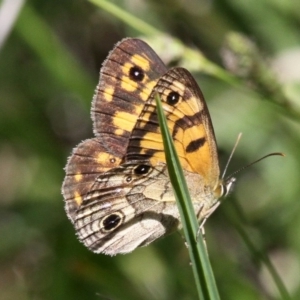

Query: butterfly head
[222,176,236,197]
[213,176,236,200]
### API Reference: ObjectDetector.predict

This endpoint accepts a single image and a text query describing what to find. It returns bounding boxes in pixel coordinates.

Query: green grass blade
[88,0,159,36]
[155,94,220,300]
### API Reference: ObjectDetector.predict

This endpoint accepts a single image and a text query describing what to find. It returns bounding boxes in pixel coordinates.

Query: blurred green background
[1,0,300,299]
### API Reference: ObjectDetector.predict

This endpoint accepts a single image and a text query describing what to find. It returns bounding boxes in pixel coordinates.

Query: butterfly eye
[167,91,180,105]
[134,164,151,175]
[101,213,123,232]
[126,176,132,182]
[129,66,144,82]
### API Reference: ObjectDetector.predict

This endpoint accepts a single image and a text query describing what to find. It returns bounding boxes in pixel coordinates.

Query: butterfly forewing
[126,67,220,187]
[92,38,167,157]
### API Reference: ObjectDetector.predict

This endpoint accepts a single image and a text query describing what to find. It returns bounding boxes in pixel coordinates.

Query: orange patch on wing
[140,132,163,149]
[75,173,83,182]
[120,76,138,92]
[96,152,111,164]
[74,191,83,206]
[103,86,114,102]
[114,111,139,132]
[131,54,150,71]
[183,124,211,178]
[176,99,198,116]
[96,152,121,167]
[172,80,185,91]
[139,80,157,101]
[114,128,124,136]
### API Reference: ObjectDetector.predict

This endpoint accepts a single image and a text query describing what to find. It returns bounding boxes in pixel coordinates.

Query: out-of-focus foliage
[0,0,299,299]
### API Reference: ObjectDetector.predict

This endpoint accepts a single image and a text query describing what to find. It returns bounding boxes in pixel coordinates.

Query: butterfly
[62,38,233,255]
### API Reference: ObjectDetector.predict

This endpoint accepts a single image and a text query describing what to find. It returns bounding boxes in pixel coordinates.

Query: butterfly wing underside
[62,39,222,255]
[126,67,220,189]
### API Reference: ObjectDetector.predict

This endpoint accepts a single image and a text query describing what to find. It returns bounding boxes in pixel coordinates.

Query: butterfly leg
[194,205,208,251]
[198,225,208,252]
[196,201,221,250]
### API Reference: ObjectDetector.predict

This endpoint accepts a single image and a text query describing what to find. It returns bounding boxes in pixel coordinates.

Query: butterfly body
[62,38,225,255]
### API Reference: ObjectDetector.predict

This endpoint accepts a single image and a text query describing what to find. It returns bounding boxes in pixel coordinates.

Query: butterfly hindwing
[62,138,122,222]
[73,162,182,255]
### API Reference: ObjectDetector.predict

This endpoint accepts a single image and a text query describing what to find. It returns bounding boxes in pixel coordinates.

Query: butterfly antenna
[226,152,285,180]
[221,132,243,179]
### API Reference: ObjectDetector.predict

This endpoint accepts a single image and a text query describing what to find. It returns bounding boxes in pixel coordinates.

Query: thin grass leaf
[88,0,159,36]
[155,94,220,300]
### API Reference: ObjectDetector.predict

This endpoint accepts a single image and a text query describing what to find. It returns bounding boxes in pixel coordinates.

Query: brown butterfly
[62,38,233,255]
